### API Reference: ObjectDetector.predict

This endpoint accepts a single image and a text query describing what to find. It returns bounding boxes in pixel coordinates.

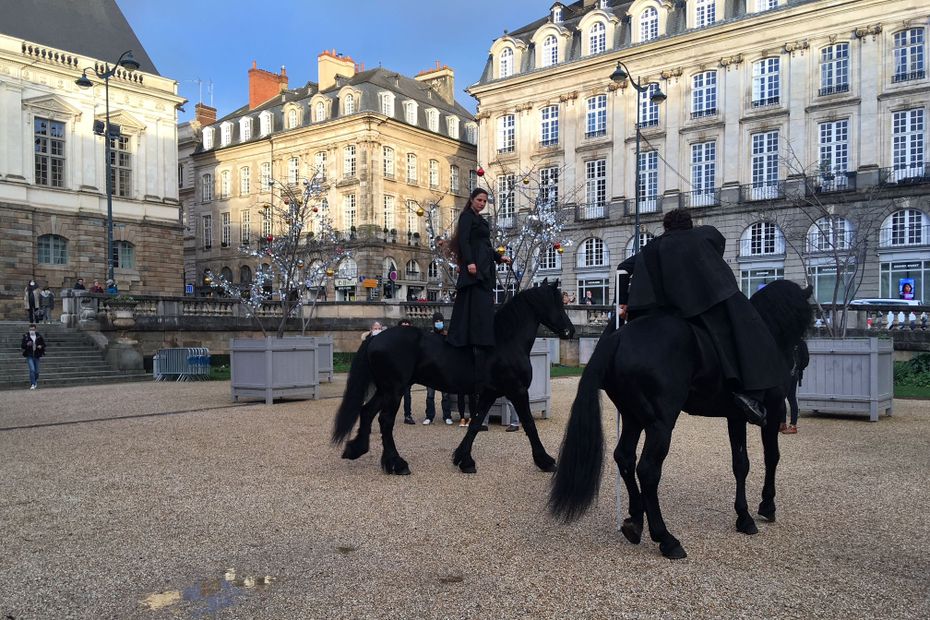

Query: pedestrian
[39,285,55,324]
[21,323,46,390]
[106,279,119,295]
[781,340,809,435]
[90,280,104,294]
[582,290,594,305]
[505,400,520,432]
[562,291,570,306]
[73,278,86,291]
[24,280,39,323]
[423,312,454,425]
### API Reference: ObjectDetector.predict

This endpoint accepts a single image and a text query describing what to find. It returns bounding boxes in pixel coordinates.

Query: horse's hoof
[535,457,557,473]
[458,463,477,474]
[394,465,411,476]
[661,543,688,560]
[621,519,642,545]
[736,515,759,535]
[341,441,368,460]
[758,503,776,522]
[452,450,463,466]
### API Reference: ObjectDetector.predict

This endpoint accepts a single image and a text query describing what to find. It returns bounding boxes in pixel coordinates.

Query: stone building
[468,0,930,305]
[183,52,478,302]
[0,0,185,315]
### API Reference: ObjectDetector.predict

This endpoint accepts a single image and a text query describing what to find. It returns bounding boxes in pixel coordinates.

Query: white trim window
[288,157,300,185]
[220,122,232,147]
[497,175,515,227]
[538,245,561,271]
[497,114,516,153]
[540,105,559,146]
[818,119,849,191]
[379,92,395,116]
[691,70,717,118]
[638,83,661,127]
[891,108,925,182]
[589,22,607,55]
[543,34,558,67]
[756,0,778,10]
[315,101,326,122]
[429,159,440,189]
[383,195,395,230]
[447,116,459,138]
[638,151,659,213]
[586,95,607,138]
[884,209,928,247]
[314,151,327,180]
[583,158,607,219]
[468,169,478,192]
[220,170,231,199]
[383,146,395,178]
[578,237,607,268]
[426,108,439,132]
[240,117,252,141]
[690,141,717,206]
[406,153,418,183]
[750,130,780,199]
[551,5,562,23]
[344,194,357,230]
[201,214,213,249]
[33,117,65,187]
[404,101,418,125]
[626,232,655,258]
[820,43,850,95]
[201,173,213,202]
[808,216,852,253]
[406,200,418,236]
[344,145,357,178]
[287,108,298,129]
[540,166,559,205]
[743,222,784,256]
[344,93,356,115]
[893,28,926,83]
[109,135,131,198]
[752,58,780,107]
[221,212,231,247]
[202,127,214,150]
[695,0,716,28]
[640,7,658,42]
[499,47,514,78]
[37,234,68,265]
[465,123,478,145]
[450,165,460,192]
[261,207,272,237]
[240,209,251,244]
[259,111,272,136]
[260,162,271,192]
[239,166,251,196]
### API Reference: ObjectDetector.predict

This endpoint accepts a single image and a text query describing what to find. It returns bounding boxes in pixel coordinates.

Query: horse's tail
[331,337,373,445]
[549,330,616,522]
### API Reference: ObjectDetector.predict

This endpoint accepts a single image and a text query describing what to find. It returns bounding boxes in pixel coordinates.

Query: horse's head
[534,278,576,339]
[750,280,814,349]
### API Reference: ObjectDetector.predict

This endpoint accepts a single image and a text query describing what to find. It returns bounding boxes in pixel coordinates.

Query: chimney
[194,102,216,126]
[317,49,356,91]
[248,60,289,110]
[415,62,455,106]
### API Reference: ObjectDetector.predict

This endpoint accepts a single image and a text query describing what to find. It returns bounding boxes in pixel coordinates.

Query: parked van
[849,298,923,307]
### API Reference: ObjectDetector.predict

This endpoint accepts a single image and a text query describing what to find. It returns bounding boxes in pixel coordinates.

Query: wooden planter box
[230,336,319,404]
[487,339,551,425]
[797,337,893,422]
[313,335,334,383]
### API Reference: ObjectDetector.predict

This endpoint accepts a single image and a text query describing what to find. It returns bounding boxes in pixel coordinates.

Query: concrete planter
[230,336,319,404]
[313,335,334,382]
[488,339,551,425]
[797,337,893,422]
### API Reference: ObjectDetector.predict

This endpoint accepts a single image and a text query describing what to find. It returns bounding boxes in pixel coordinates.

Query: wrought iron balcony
[740,181,785,202]
[576,202,608,220]
[680,188,720,208]
[818,83,850,96]
[892,69,926,83]
[751,96,780,108]
[622,196,662,215]
[584,129,607,139]
[810,172,855,194]
[879,164,930,186]
[690,108,718,120]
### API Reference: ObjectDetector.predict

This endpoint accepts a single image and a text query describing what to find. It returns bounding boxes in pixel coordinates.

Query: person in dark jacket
[423,312,454,425]
[38,285,55,324]
[21,323,46,390]
[73,278,86,291]
[616,208,783,426]
[781,339,809,434]
[23,280,39,323]
[447,188,511,390]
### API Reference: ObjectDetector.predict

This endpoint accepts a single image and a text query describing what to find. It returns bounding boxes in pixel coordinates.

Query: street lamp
[75,50,140,283]
[610,60,666,254]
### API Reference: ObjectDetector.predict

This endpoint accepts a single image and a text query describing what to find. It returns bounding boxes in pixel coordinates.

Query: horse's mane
[750,280,813,350]
[493,286,550,341]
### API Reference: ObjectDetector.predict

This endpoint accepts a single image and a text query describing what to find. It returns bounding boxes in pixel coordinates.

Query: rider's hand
[467,263,477,275]
[619,304,628,320]
[500,256,512,265]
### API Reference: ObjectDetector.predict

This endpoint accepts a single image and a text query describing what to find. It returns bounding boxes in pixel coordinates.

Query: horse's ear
[554,278,561,289]
[541,277,549,286]
[802,285,814,300]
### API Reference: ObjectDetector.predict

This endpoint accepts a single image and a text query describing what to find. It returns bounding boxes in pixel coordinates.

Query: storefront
[577,276,609,305]
[740,267,784,297]
[880,258,930,301]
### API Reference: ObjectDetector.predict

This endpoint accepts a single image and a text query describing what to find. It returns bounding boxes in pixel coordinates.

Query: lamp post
[609,61,666,254]
[75,50,140,284]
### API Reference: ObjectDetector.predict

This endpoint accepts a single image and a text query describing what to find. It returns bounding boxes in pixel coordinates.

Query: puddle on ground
[336,545,357,555]
[438,574,464,584]
[141,568,273,614]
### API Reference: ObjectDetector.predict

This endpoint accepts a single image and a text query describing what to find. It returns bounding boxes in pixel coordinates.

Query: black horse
[549,279,812,559]
[332,279,575,475]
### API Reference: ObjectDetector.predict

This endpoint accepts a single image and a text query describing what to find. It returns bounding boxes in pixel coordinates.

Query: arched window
[625,232,655,258]
[537,245,562,271]
[344,93,355,115]
[543,35,558,67]
[740,222,785,256]
[589,22,606,55]
[428,261,440,280]
[287,109,298,129]
[337,257,358,279]
[113,241,135,269]
[259,111,272,136]
[37,234,68,265]
[383,257,397,276]
[315,101,326,122]
[405,260,421,279]
[220,266,233,282]
[201,174,213,201]
[577,237,607,268]
[640,7,659,42]
[881,209,930,247]
[240,265,252,283]
[807,216,853,253]
[499,47,514,78]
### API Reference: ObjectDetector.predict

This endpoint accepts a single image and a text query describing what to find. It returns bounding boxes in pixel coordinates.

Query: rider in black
[616,208,783,426]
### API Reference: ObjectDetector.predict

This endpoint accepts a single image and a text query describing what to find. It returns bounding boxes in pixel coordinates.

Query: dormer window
[287,108,298,129]
[551,5,562,23]
[344,93,356,115]
[240,117,252,142]
[202,127,214,150]
[426,108,439,132]
[500,47,514,78]
[379,92,395,116]
[220,122,232,147]
[589,22,607,55]
[543,34,559,67]
[465,123,478,145]
[598,0,608,8]
[259,111,273,136]
[404,100,418,125]
[446,116,459,139]
[315,101,326,122]
[640,7,658,42]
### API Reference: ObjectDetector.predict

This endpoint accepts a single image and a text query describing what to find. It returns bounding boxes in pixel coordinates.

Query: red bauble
[266,234,273,242]
[283,198,290,205]
[553,242,561,250]
[476,166,485,177]
[312,206,319,213]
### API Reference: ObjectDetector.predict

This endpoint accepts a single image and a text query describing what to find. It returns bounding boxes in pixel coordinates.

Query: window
[344,145,357,178]
[583,159,607,219]
[261,207,272,236]
[428,160,440,189]
[468,170,478,192]
[450,165,459,192]
[638,151,659,212]
[640,7,658,42]
[202,127,214,150]
[551,5,562,23]
[757,0,778,10]
[540,166,559,205]
[578,237,607,268]
[543,35,558,67]
[404,101,418,125]
[742,222,784,256]
[818,119,849,191]
[220,123,231,146]
[201,174,213,201]
[465,123,478,144]
[691,71,717,118]
[499,47,514,78]
[626,232,655,258]
[259,111,272,136]
[220,170,230,199]
[178,163,184,189]
[37,234,67,265]
[406,154,418,183]
[314,151,327,180]
[315,101,326,122]
[638,83,660,128]
[406,260,421,279]
[497,115,515,153]
[447,116,459,138]
[288,157,300,184]
[241,210,251,244]
[112,240,134,269]
[741,268,783,297]
[820,43,850,96]
[540,105,559,146]
[807,216,852,253]
[427,109,439,132]
[287,109,298,129]
[883,209,928,247]
[695,0,716,27]
[109,135,131,197]
[383,195,395,230]
[383,147,395,178]
[406,200,418,236]
[752,58,780,107]
[34,118,65,188]
[221,212,231,247]
[344,194,357,230]
[690,141,717,206]
[380,92,395,116]
[202,215,213,249]
[893,28,925,82]
[538,245,561,271]
[589,22,606,55]
[344,94,355,115]
[239,166,251,196]
[750,131,780,198]
[260,163,271,192]
[497,174,515,227]
[428,261,440,280]
[891,109,925,182]
[586,95,607,138]
[240,265,252,284]
[240,117,252,141]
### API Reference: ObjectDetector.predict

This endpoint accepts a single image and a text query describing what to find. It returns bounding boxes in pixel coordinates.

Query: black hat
[432,312,444,321]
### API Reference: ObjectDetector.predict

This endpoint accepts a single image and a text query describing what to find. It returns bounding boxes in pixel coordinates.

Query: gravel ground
[1,377,928,619]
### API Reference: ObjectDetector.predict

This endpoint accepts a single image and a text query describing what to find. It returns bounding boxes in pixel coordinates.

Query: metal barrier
[153,347,211,381]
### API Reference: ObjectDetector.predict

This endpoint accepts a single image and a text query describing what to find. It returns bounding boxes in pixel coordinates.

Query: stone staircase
[0,321,149,390]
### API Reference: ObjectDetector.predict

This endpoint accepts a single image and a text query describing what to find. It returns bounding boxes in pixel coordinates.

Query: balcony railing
[539,138,559,148]
[751,96,780,108]
[879,224,930,248]
[497,146,515,154]
[576,202,608,220]
[584,129,607,139]
[497,215,515,229]
[738,236,786,258]
[879,164,930,186]
[740,181,785,202]
[892,69,926,83]
[636,118,660,129]
[818,83,850,96]
[623,195,662,215]
[810,172,855,194]
[690,108,718,120]
[680,188,720,208]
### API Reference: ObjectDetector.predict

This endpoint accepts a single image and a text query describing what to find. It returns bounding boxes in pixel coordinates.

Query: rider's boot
[733,391,767,426]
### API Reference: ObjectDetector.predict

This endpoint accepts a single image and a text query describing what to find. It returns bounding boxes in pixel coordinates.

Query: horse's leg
[508,389,556,472]
[452,392,495,474]
[378,392,410,475]
[342,394,380,460]
[758,395,784,521]
[726,416,758,535]
[614,415,645,545]
[637,421,687,559]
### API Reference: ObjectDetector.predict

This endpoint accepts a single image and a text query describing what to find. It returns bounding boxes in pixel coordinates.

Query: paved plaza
[1,377,928,619]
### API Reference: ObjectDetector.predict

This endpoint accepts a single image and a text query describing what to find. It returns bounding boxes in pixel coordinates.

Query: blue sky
[117,0,545,121]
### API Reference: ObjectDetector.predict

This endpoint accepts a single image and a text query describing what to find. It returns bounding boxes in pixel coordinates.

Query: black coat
[448,207,502,348]
[21,333,46,359]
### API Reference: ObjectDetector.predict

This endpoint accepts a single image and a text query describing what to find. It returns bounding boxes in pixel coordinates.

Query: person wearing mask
[39,285,55,324]
[21,323,46,390]
[23,280,39,323]
[423,312,454,425]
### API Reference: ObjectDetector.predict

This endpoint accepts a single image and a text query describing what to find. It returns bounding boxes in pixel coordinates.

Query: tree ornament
[553,242,561,250]
[312,206,319,213]
[522,177,530,185]
[557,247,564,254]
[416,207,425,217]
[266,234,274,242]
[476,166,485,177]
[496,245,506,255]
[283,197,290,205]
[262,203,271,210]
[296,259,305,269]
[325,268,335,277]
